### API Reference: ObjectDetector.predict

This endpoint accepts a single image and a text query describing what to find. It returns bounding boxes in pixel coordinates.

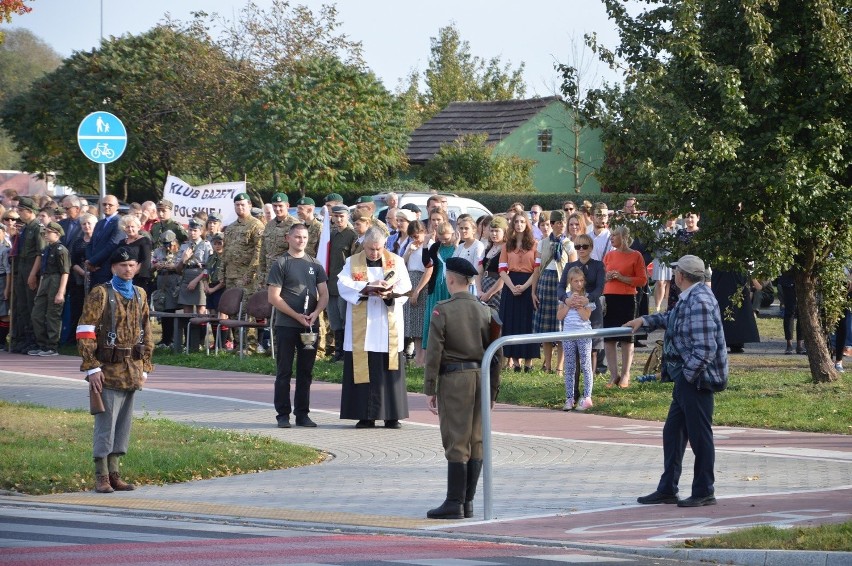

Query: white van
[372,192,492,222]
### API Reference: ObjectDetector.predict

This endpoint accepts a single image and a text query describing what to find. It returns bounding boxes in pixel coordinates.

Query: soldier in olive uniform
[258,192,296,286]
[150,199,188,246]
[424,257,500,520]
[29,222,70,356]
[222,192,264,306]
[151,230,181,347]
[354,195,390,236]
[10,196,45,353]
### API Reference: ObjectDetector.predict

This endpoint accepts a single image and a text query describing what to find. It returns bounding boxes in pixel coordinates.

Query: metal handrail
[479,326,634,520]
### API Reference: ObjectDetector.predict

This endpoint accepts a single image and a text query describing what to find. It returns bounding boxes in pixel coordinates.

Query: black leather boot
[463,459,483,518]
[427,462,467,519]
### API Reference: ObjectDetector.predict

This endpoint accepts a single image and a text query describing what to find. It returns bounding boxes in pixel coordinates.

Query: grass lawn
[681,520,852,552]
[0,401,323,495]
[148,316,852,434]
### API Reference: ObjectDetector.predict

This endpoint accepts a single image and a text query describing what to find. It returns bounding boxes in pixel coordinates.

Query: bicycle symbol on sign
[90,143,115,159]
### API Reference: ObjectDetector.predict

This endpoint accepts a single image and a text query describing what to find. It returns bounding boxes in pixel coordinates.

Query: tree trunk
[794,270,839,383]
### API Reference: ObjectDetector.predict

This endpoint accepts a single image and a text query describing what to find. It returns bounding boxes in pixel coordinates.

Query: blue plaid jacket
[642,283,729,391]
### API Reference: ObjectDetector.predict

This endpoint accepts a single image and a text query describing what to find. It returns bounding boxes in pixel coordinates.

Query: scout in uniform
[424,257,500,520]
[11,196,45,353]
[150,199,188,245]
[151,230,181,347]
[29,222,70,356]
[354,195,390,236]
[77,246,153,494]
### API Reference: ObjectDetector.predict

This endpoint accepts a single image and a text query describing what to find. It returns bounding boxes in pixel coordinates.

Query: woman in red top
[602,225,647,388]
[498,213,541,372]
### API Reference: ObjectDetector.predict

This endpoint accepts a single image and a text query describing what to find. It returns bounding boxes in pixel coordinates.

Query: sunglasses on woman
[574,244,591,250]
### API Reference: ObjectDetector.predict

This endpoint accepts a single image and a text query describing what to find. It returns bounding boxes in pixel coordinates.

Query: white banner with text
[163,175,245,226]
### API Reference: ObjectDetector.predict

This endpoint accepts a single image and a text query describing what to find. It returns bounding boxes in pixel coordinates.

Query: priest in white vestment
[338,227,412,428]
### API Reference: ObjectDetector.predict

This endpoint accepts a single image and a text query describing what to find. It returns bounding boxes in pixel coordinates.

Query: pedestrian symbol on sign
[78,111,127,165]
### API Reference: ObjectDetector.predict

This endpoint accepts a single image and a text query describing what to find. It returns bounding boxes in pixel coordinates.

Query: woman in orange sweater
[602,225,647,388]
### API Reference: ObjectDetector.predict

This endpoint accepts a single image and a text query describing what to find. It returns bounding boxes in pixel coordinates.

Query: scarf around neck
[111,275,135,299]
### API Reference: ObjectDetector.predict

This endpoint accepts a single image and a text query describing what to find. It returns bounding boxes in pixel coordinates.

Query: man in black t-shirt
[267,223,329,428]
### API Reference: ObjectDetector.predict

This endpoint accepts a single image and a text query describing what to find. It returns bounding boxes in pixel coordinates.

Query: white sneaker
[27,349,43,356]
[576,397,594,411]
[256,344,266,354]
[39,349,59,356]
[562,399,574,411]
[835,362,844,373]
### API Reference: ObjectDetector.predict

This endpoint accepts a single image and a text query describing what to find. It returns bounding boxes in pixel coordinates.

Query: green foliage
[400,23,526,129]
[0,28,61,169]
[229,56,408,195]
[683,521,852,551]
[0,401,321,495]
[587,0,852,381]
[417,133,535,193]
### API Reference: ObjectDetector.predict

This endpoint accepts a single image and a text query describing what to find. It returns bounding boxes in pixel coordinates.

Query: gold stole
[349,250,399,383]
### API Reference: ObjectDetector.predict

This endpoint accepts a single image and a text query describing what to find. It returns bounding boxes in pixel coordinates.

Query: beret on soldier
[270,192,289,203]
[234,193,251,203]
[330,205,349,214]
[110,245,139,264]
[297,197,315,206]
[44,221,65,236]
[16,197,37,213]
[445,257,478,278]
[325,193,344,203]
[356,195,374,204]
[157,199,174,210]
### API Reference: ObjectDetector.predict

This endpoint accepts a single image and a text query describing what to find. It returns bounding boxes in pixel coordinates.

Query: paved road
[1,351,851,565]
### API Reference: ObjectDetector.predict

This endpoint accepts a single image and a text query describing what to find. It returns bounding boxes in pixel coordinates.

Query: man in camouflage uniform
[296,197,323,258]
[258,193,296,285]
[76,245,153,494]
[354,195,389,236]
[150,199,188,246]
[223,192,264,306]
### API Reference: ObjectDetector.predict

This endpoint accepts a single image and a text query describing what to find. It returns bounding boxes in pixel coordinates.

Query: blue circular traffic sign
[77,111,127,164]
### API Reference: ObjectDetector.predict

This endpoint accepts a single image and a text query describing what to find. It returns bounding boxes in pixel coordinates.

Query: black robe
[711,269,760,345]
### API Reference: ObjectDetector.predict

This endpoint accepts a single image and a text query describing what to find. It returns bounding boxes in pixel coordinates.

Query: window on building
[537,129,553,152]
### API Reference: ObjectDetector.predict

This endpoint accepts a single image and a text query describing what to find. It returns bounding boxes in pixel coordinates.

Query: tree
[0,0,32,44]
[0,28,61,168]
[587,0,852,382]
[1,26,251,199]
[400,23,526,129]
[418,133,535,193]
[555,34,604,193]
[228,56,408,196]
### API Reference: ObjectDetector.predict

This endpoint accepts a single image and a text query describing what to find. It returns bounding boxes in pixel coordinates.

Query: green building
[406,96,604,194]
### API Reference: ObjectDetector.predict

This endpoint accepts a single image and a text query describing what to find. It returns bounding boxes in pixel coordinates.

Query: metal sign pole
[98,163,107,219]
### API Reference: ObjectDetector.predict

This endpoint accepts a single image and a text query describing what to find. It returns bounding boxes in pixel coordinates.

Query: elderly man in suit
[86,195,125,286]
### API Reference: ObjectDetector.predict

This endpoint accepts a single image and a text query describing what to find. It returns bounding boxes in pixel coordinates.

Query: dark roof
[406,96,561,164]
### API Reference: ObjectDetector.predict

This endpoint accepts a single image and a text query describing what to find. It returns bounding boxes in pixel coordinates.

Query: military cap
[16,197,37,213]
[110,245,139,264]
[330,205,349,214]
[251,207,263,218]
[211,232,224,243]
[207,213,221,223]
[549,210,565,223]
[270,192,289,203]
[157,199,174,210]
[350,209,371,223]
[188,219,203,230]
[401,203,420,214]
[234,193,251,203]
[490,216,509,230]
[324,193,344,203]
[44,221,65,236]
[296,197,315,206]
[159,229,176,243]
[356,195,375,204]
[445,257,478,278]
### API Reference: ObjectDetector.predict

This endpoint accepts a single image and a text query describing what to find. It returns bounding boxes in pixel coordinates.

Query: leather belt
[440,362,481,373]
[484,271,498,279]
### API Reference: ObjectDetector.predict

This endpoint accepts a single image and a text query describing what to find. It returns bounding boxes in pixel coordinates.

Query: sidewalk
[1,351,851,565]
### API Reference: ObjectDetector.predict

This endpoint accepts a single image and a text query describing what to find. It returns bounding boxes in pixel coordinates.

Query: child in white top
[557,266,596,411]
